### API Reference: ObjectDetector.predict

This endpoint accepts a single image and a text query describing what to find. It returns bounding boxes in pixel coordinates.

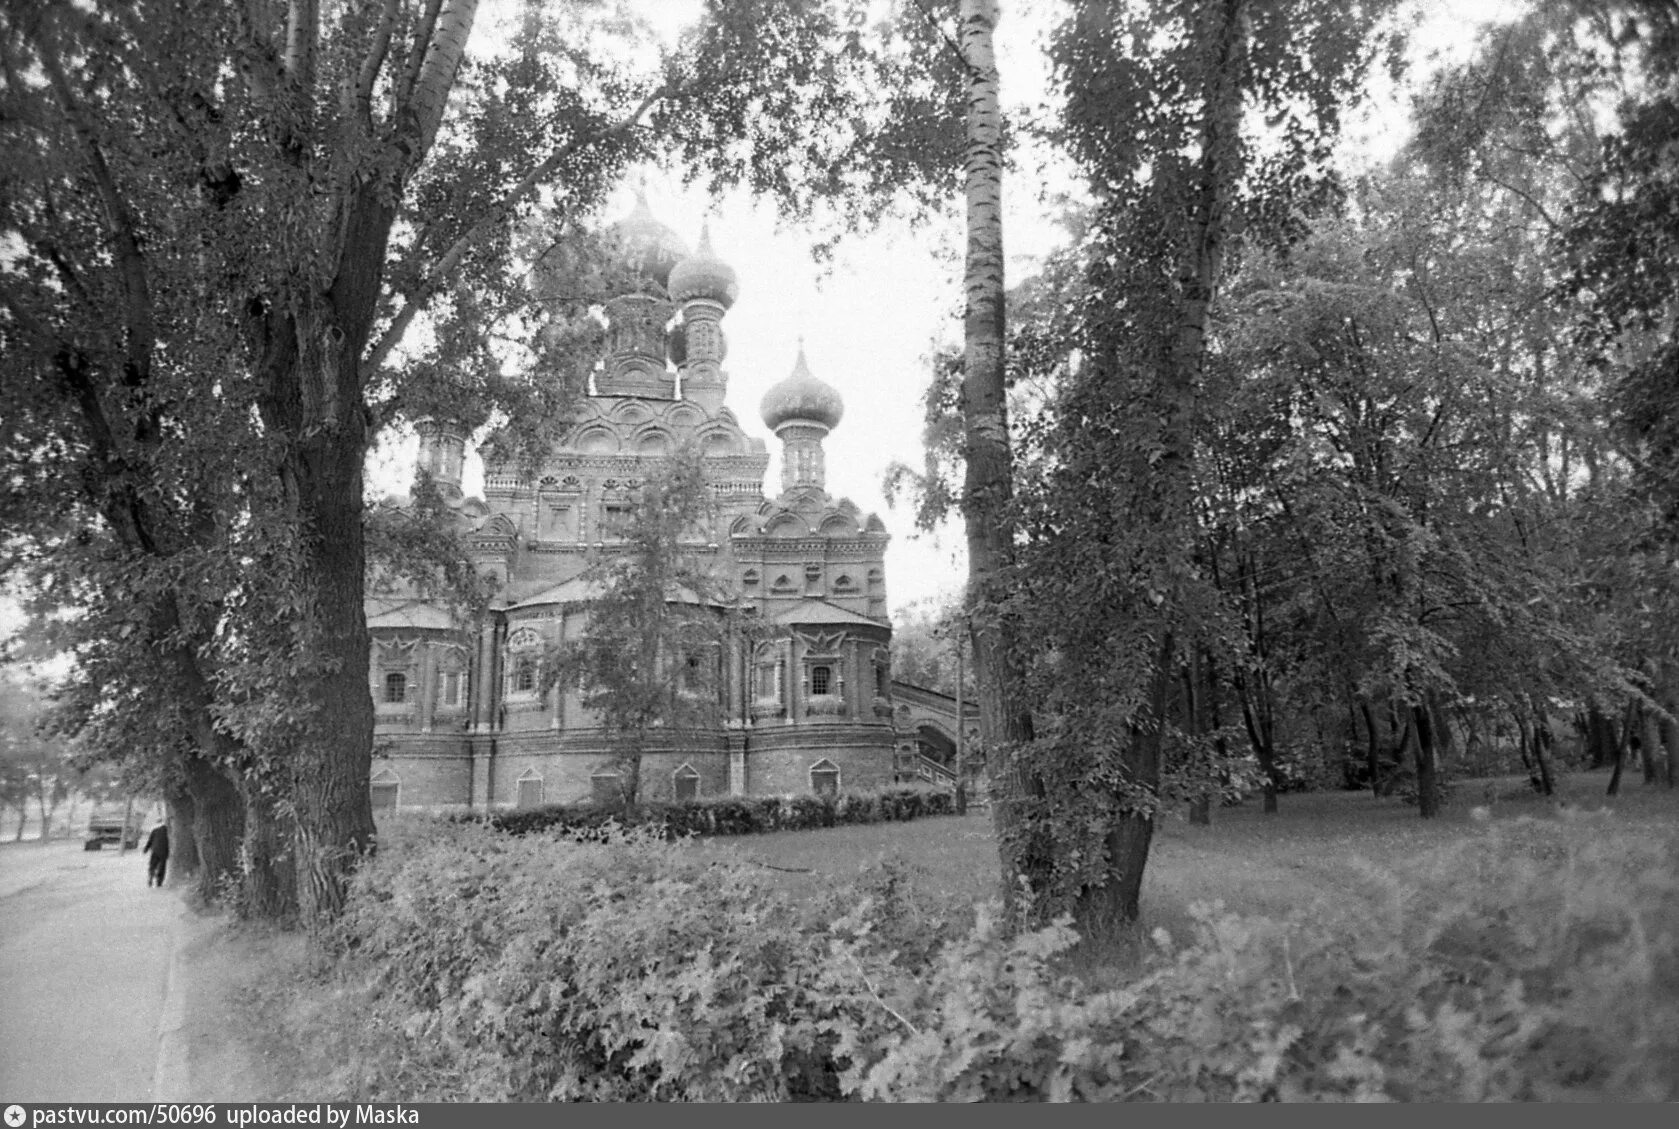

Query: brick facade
[367,194,905,812]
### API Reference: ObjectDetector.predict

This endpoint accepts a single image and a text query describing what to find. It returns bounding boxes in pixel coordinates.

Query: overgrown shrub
[302,814,1679,1101]
[480,785,955,840]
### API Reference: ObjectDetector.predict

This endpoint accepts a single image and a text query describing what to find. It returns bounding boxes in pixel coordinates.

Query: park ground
[3,768,1674,1101]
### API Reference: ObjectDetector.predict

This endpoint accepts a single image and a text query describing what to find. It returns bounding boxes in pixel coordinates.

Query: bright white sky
[2,0,1522,656]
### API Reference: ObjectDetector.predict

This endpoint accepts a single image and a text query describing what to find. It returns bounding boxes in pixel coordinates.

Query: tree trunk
[1606,701,1634,797]
[183,755,243,904]
[1412,703,1441,818]
[1428,692,1456,763]
[1640,701,1660,785]
[164,786,199,888]
[35,786,52,843]
[1361,698,1381,797]
[1583,705,1613,769]
[1076,633,1172,931]
[956,0,1037,917]
[1242,699,1279,814]
[242,786,298,922]
[273,335,380,931]
[1513,706,1539,790]
[1658,664,1679,788]
[1071,0,1249,934]
[1529,693,1556,796]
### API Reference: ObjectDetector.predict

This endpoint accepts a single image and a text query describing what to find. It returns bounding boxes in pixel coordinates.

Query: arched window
[809,758,840,798]
[810,664,832,696]
[383,672,407,704]
[673,763,701,802]
[370,769,400,812]
[516,769,543,810]
[513,660,536,694]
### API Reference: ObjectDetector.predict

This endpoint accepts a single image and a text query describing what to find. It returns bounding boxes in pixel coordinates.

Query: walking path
[0,839,187,1101]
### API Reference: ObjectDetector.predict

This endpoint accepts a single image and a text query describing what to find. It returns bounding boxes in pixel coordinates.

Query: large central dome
[610,189,688,289]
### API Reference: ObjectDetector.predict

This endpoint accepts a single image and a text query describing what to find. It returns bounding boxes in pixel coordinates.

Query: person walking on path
[143,822,169,888]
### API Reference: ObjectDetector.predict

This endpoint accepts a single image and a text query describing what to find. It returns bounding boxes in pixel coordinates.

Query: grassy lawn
[700,769,1679,943]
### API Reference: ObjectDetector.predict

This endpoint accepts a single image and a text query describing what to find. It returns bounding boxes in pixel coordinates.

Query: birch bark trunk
[956,0,1038,914]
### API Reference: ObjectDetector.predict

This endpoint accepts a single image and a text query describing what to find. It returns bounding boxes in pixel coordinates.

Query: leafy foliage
[539,446,752,807]
[278,809,1679,1101]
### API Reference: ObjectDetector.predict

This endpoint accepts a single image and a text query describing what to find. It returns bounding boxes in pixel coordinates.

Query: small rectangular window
[441,671,460,707]
[516,776,543,809]
[601,504,634,539]
[591,773,622,806]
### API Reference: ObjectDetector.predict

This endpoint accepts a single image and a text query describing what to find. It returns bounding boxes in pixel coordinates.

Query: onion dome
[610,188,688,289]
[668,223,739,309]
[760,341,844,431]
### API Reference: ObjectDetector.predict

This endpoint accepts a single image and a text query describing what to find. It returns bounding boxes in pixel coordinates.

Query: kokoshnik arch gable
[365,192,916,812]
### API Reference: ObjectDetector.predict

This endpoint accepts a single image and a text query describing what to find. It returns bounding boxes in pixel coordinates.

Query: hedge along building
[366,195,898,812]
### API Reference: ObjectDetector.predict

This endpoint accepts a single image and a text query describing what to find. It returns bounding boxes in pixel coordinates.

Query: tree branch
[365,82,669,373]
[396,0,445,111]
[32,25,155,389]
[283,0,318,93]
[402,0,479,169]
[353,0,402,127]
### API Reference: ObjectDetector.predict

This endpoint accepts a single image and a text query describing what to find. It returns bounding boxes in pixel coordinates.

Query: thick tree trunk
[956,0,1037,917]
[163,786,199,887]
[242,785,298,922]
[1085,814,1154,931]
[1074,632,1170,932]
[1583,705,1613,769]
[183,754,244,903]
[287,420,378,928]
[1412,703,1440,818]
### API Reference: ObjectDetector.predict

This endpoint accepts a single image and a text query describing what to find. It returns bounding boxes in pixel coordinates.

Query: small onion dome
[668,223,739,309]
[610,189,688,289]
[760,341,844,432]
